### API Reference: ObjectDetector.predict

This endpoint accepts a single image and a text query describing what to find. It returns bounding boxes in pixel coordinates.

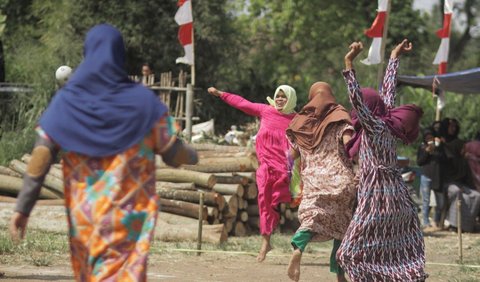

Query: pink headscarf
[345,87,423,159]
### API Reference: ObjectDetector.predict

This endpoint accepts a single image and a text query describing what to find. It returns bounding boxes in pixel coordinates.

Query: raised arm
[343,42,383,133]
[208,87,267,117]
[380,39,412,108]
[11,127,59,240]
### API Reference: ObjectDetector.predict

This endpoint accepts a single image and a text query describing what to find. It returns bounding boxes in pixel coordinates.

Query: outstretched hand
[345,42,363,69]
[391,39,412,58]
[207,87,223,97]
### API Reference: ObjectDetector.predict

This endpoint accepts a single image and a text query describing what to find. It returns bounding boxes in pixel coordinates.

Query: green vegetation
[0,0,479,165]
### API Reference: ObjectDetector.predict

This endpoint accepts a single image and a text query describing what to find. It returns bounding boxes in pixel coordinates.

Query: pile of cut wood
[0,143,299,244]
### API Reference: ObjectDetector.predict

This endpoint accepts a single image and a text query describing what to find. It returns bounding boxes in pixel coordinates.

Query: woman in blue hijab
[10,24,198,281]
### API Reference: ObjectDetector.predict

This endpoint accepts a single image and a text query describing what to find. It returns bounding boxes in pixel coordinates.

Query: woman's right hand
[208,87,223,97]
[345,42,363,69]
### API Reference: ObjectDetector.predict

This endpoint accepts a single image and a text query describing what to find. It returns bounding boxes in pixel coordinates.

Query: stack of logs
[0,143,299,244]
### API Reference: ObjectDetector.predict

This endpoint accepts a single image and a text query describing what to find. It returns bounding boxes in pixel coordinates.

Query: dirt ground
[1,204,479,281]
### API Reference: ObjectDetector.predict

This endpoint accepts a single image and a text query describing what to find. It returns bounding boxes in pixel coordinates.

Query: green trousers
[291,230,344,275]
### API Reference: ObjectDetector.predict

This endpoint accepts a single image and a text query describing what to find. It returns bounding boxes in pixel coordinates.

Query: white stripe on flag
[433,38,450,64]
[175,0,192,26]
[444,0,454,14]
[176,44,193,65]
[378,0,389,12]
[361,37,382,65]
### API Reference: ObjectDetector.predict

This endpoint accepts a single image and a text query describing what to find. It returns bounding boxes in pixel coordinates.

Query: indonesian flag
[433,0,453,74]
[361,0,389,65]
[175,0,194,65]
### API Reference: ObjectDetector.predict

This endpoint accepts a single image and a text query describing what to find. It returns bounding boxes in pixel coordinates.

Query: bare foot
[256,242,272,262]
[287,249,302,281]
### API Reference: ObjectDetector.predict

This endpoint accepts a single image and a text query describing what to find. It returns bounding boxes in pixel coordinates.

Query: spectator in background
[441,118,480,232]
[417,127,446,228]
[464,131,480,192]
[141,63,154,86]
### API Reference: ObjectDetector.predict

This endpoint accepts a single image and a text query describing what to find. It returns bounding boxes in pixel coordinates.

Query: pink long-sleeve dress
[221,93,295,235]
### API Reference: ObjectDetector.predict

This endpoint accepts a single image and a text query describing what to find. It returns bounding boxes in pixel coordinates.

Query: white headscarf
[266,85,297,114]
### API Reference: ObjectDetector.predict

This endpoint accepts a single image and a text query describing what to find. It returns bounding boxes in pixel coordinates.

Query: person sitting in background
[417,126,447,229]
[441,118,480,232]
[464,131,480,193]
[141,63,154,86]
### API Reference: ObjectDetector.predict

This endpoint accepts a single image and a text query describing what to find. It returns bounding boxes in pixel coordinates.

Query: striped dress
[336,59,427,281]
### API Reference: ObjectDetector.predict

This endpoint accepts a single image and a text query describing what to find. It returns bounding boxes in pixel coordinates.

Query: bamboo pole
[197,192,204,256]
[456,192,463,263]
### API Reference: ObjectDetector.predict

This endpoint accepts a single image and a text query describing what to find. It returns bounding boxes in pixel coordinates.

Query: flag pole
[376,0,391,88]
[190,0,195,86]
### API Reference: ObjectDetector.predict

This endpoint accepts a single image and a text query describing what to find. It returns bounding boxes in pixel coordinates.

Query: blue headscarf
[39,24,168,157]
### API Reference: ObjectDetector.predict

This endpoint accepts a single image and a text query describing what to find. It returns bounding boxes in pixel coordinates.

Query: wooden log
[247,216,260,229]
[244,183,258,200]
[9,160,64,196]
[156,169,216,188]
[158,198,207,220]
[232,221,247,237]
[181,156,258,173]
[238,210,249,223]
[223,195,239,218]
[157,188,224,210]
[155,182,196,191]
[197,151,251,159]
[246,204,259,216]
[213,173,249,186]
[0,166,22,177]
[224,217,236,234]
[234,172,256,182]
[159,211,207,225]
[0,175,61,199]
[156,220,227,244]
[191,143,250,152]
[212,183,244,198]
[238,199,248,210]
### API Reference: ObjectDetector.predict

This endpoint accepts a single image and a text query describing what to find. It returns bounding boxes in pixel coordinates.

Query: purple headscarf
[39,24,168,157]
[345,87,423,159]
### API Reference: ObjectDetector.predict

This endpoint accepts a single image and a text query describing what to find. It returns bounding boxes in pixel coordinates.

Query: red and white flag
[433,0,453,74]
[175,0,194,65]
[361,0,389,65]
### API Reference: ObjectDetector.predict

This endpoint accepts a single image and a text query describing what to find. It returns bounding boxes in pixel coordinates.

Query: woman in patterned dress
[336,40,427,281]
[285,82,357,282]
[208,85,297,262]
[10,24,198,281]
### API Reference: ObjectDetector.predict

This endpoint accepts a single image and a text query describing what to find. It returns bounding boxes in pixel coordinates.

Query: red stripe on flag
[178,23,193,45]
[438,62,448,74]
[364,11,386,38]
[177,0,187,7]
[436,13,452,38]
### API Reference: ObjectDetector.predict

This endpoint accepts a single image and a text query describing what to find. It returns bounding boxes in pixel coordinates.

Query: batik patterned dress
[336,59,427,281]
[221,93,295,235]
[292,122,357,241]
[38,115,176,282]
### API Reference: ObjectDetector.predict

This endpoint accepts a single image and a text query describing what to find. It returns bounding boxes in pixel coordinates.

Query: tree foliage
[0,0,479,164]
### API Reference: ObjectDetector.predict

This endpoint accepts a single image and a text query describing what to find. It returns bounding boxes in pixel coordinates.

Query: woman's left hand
[391,39,413,58]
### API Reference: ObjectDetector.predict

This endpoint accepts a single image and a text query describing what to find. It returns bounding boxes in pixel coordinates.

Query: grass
[0,227,69,266]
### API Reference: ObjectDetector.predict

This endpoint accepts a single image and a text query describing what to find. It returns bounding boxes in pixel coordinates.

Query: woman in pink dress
[208,85,297,262]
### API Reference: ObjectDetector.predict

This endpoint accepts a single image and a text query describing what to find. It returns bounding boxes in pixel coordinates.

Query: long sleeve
[379,58,400,108]
[343,69,383,134]
[15,129,59,216]
[220,92,267,117]
[417,145,431,166]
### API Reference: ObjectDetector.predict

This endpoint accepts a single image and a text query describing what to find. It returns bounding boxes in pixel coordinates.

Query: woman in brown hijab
[286,82,357,282]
